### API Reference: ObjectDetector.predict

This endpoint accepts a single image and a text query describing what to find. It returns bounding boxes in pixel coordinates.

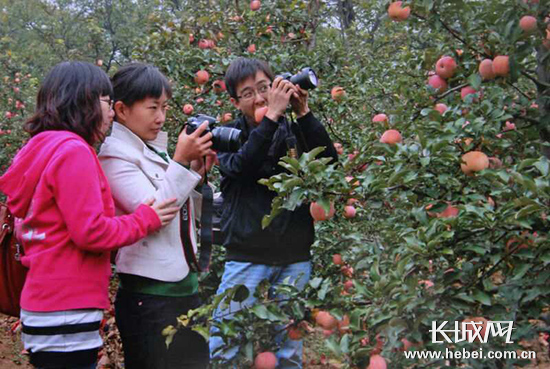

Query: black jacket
[217,111,338,265]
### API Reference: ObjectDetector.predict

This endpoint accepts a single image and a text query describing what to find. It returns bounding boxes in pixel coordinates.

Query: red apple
[380,129,402,145]
[183,104,194,115]
[195,70,210,85]
[310,202,335,221]
[250,0,261,11]
[479,59,496,80]
[332,254,343,265]
[343,206,356,219]
[462,317,488,343]
[461,86,478,101]
[333,142,344,155]
[439,205,459,218]
[221,112,233,123]
[212,80,226,93]
[504,121,516,131]
[418,279,435,289]
[247,44,256,53]
[388,1,410,21]
[520,15,537,33]
[331,86,346,101]
[427,74,448,93]
[287,326,304,341]
[461,151,489,175]
[372,113,388,123]
[343,280,354,292]
[493,55,510,76]
[434,103,448,114]
[254,352,277,369]
[341,265,354,278]
[315,311,338,330]
[254,106,268,123]
[367,354,387,369]
[198,39,209,49]
[435,56,457,79]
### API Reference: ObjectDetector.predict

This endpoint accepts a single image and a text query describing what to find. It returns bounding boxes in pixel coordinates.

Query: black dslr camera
[186,114,243,152]
[277,67,318,90]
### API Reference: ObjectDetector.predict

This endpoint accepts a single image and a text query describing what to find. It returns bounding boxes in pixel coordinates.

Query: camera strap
[179,201,200,273]
[197,179,214,272]
[179,158,214,273]
[289,115,308,155]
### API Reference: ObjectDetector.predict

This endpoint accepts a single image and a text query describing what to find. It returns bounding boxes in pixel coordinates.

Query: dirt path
[1,309,548,369]
[0,315,31,369]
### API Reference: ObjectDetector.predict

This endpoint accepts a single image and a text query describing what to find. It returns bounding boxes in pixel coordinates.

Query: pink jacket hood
[0,131,84,217]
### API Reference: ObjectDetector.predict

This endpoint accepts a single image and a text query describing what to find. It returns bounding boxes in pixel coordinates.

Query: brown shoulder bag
[0,202,28,317]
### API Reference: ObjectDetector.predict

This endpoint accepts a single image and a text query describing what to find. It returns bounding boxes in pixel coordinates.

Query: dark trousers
[115,289,209,369]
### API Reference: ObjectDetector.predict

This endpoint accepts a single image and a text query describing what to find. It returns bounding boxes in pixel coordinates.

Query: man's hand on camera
[290,85,310,118]
[173,121,215,166]
[265,77,297,122]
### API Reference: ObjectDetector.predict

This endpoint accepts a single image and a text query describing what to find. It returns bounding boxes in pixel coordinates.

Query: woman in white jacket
[98,63,215,369]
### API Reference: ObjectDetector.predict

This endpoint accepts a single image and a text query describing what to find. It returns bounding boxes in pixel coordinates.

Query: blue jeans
[209,261,311,369]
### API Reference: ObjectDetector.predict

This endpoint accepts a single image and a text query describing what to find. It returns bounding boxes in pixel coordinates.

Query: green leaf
[232,284,250,303]
[472,290,492,306]
[325,336,342,355]
[468,73,482,90]
[340,334,350,354]
[191,326,210,341]
[251,305,269,319]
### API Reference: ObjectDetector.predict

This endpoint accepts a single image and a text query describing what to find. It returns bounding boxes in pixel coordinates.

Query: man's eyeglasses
[237,84,270,101]
[100,98,114,110]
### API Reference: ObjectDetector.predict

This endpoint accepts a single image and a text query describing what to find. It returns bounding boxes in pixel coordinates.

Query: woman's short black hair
[225,58,274,99]
[111,63,172,107]
[25,61,113,145]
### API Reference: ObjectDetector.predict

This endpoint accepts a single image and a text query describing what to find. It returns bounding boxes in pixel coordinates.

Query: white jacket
[98,122,202,281]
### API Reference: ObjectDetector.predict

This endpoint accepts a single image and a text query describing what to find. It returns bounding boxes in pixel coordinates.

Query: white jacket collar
[101,122,170,167]
[111,121,169,153]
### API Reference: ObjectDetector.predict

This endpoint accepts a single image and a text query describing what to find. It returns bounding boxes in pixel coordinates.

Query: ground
[1,281,548,369]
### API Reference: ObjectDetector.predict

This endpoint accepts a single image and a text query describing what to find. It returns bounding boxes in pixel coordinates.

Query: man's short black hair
[225,58,274,99]
[111,63,172,107]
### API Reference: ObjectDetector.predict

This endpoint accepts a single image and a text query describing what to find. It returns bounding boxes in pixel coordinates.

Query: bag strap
[0,202,14,245]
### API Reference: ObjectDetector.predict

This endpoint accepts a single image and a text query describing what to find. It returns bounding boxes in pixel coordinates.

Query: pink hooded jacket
[0,131,161,311]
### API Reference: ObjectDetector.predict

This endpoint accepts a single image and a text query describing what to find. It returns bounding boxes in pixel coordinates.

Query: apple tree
[140,0,550,368]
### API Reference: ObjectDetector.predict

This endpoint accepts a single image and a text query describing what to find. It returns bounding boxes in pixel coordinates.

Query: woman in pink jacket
[0,61,179,369]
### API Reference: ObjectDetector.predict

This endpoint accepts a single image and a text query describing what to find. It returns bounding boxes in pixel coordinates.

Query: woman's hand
[173,122,215,166]
[190,152,218,182]
[144,198,180,226]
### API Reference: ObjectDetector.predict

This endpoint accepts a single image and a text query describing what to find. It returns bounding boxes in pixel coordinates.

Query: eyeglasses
[237,84,270,101]
[100,98,114,110]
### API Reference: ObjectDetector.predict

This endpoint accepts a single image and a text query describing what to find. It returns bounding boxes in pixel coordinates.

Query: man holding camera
[210,58,338,368]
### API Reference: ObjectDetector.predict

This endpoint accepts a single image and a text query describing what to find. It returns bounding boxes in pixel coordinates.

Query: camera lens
[212,127,242,152]
[290,67,318,90]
